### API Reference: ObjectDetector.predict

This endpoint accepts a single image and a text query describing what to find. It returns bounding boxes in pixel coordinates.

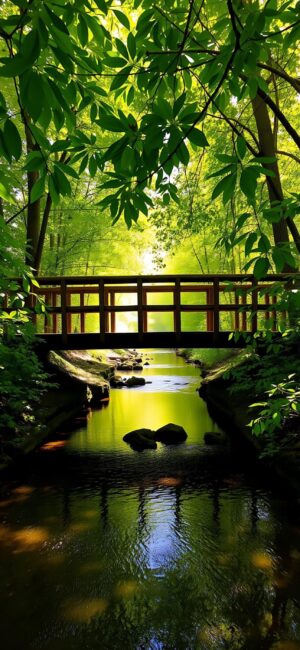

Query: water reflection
[0,350,300,649]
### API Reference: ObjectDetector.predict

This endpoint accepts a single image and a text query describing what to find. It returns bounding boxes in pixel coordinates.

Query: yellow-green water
[1,350,300,650]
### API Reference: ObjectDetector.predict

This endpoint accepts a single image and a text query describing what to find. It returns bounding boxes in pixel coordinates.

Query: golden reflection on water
[68,522,91,534]
[12,485,35,495]
[157,477,182,488]
[40,440,67,451]
[0,524,49,552]
[82,509,98,519]
[251,552,273,571]
[62,598,108,622]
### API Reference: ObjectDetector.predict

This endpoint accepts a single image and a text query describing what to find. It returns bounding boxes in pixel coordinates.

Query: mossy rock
[125,376,146,387]
[155,423,187,444]
[204,431,228,446]
[123,428,157,450]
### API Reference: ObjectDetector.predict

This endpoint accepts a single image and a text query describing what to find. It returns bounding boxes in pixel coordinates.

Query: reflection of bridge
[23,274,288,349]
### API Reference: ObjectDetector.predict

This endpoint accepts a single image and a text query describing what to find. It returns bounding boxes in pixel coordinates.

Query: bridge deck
[6,274,289,349]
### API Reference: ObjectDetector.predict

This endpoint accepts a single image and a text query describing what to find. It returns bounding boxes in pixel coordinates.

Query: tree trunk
[25,121,40,269]
[251,94,291,252]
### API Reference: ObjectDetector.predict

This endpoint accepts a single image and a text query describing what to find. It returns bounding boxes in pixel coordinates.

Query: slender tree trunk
[34,193,52,274]
[24,121,40,268]
[251,94,291,250]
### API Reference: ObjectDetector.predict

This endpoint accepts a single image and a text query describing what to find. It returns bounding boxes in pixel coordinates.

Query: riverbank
[196,342,300,498]
[0,348,143,471]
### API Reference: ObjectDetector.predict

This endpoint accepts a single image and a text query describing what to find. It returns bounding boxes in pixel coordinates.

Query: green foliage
[0,217,50,444]
[0,0,299,276]
[249,374,300,456]
[225,329,300,455]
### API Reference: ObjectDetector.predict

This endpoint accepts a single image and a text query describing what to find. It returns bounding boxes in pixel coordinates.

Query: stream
[1,349,300,650]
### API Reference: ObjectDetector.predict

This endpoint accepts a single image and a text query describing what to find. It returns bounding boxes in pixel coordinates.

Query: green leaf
[240,167,259,199]
[3,120,22,160]
[185,128,209,147]
[211,174,233,201]
[115,38,128,59]
[44,5,69,34]
[245,232,257,256]
[96,115,125,132]
[153,98,173,121]
[94,0,108,14]
[173,92,186,117]
[223,173,237,204]
[55,162,78,179]
[21,29,41,64]
[24,153,45,172]
[236,135,247,160]
[0,55,30,78]
[102,56,128,68]
[248,77,258,99]
[30,175,46,202]
[53,165,72,196]
[113,10,130,30]
[89,155,97,177]
[0,180,15,204]
[253,257,270,279]
[121,146,136,173]
[110,66,132,91]
[127,33,136,59]
[77,14,89,47]
[177,141,190,165]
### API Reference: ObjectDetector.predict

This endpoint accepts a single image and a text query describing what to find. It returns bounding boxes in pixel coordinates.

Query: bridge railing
[13,273,289,341]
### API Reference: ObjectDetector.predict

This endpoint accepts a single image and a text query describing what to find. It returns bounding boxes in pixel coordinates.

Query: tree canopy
[0,0,299,276]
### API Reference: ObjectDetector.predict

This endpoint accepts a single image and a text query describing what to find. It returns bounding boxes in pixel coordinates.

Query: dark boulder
[204,431,228,446]
[110,375,125,388]
[125,376,146,387]
[123,428,157,450]
[155,423,187,444]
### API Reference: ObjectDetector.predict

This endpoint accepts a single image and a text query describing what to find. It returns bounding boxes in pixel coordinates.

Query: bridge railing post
[213,278,220,340]
[174,278,181,336]
[251,277,258,333]
[60,279,67,344]
[99,279,105,340]
[137,279,143,340]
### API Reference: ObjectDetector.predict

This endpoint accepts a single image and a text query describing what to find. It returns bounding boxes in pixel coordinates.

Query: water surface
[1,350,300,650]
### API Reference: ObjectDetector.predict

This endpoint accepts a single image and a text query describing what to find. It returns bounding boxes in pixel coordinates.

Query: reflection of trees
[12,468,298,650]
[261,515,300,648]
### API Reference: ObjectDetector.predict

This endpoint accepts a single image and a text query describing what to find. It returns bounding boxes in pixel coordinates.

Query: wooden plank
[99,279,106,339]
[109,291,115,333]
[60,279,67,344]
[137,279,143,339]
[52,292,57,334]
[213,279,220,339]
[80,292,85,333]
[35,273,288,285]
[251,278,258,333]
[242,291,247,331]
[37,331,250,350]
[207,288,214,332]
[234,290,239,330]
[142,288,148,332]
[272,294,277,331]
[174,278,181,335]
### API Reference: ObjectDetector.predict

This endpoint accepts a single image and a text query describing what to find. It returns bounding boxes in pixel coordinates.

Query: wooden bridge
[17,273,289,349]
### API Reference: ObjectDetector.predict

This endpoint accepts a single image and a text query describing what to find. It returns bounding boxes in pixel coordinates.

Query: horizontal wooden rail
[4,274,292,349]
